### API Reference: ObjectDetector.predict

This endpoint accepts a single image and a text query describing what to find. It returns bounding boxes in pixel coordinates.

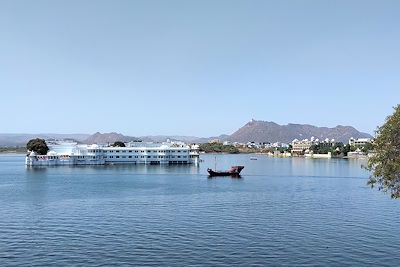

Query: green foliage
[331,142,343,156]
[310,143,334,154]
[310,144,319,153]
[361,142,374,153]
[342,144,351,156]
[310,142,349,156]
[277,147,287,153]
[112,141,126,147]
[366,105,400,198]
[26,138,49,155]
[199,143,239,154]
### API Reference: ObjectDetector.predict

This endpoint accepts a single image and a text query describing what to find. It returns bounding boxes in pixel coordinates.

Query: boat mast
[214,156,217,171]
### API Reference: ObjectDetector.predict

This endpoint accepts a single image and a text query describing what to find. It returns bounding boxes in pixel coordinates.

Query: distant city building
[269,142,289,149]
[349,137,372,146]
[291,137,335,155]
[291,139,313,154]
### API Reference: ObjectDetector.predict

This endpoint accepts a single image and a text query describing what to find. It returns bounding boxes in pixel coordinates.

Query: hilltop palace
[26,140,200,166]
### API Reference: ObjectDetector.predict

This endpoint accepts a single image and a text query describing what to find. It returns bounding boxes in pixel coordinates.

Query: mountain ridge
[228,120,372,143]
[0,120,372,146]
[0,133,90,146]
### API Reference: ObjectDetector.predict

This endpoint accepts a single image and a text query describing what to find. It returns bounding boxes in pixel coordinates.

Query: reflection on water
[0,154,399,266]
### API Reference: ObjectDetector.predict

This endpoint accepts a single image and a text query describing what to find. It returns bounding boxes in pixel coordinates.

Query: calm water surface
[0,154,399,266]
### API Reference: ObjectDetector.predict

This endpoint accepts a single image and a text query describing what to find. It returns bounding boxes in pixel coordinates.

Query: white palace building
[26,140,200,166]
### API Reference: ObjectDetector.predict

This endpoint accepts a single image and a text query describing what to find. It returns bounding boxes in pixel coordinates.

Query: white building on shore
[291,139,314,155]
[348,137,372,146]
[26,140,200,166]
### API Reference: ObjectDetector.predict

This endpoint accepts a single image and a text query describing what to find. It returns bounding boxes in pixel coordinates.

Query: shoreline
[0,153,26,156]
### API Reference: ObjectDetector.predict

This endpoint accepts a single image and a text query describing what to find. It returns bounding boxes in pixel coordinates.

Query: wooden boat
[207,166,244,177]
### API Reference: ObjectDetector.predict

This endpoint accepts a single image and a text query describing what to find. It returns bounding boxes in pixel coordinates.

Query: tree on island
[367,104,400,198]
[26,138,49,155]
[112,141,126,147]
[199,142,239,154]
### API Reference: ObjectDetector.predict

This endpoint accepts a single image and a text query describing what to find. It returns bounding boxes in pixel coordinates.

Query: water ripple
[0,155,399,266]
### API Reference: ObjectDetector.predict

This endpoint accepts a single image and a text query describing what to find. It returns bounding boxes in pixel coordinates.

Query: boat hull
[207,166,244,177]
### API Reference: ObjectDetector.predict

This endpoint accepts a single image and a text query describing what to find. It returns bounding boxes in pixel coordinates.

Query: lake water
[1,154,399,266]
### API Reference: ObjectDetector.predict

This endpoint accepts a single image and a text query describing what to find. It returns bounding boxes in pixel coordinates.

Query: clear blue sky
[1,0,399,137]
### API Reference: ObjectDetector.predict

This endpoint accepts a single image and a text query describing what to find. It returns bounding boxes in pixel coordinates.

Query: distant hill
[82,134,226,144]
[0,133,89,146]
[149,134,230,144]
[0,120,372,146]
[229,120,372,143]
[83,132,142,144]
[137,135,201,143]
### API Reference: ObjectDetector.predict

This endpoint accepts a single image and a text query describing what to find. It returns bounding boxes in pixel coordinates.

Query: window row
[106,150,186,153]
[106,155,188,159]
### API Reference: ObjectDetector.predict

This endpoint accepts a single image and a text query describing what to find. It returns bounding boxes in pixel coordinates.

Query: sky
[0,0,399,137]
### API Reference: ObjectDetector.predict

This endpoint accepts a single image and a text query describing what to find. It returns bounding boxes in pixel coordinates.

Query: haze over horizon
[1,1,399,137]
[0,119,374,138]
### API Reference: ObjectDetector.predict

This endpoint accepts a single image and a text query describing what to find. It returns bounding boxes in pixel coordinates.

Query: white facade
[349,137,372,146]
[291,137,335,155]
[291,139,313,154]
[26,141,200,166]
